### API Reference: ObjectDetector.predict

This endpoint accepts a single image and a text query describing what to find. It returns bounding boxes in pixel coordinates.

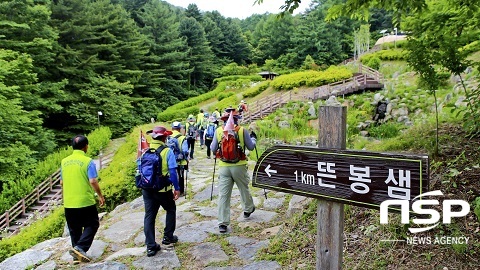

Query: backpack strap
[155,144,169,174]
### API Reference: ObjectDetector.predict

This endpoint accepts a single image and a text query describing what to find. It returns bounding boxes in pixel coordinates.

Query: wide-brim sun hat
[147,126,172,139]
[220,110,241,122]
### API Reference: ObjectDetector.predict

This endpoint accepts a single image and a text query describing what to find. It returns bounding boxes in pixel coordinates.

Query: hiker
[185,115,197,159]
[61,135,105,263]
[211,109,257,233]
[170,121,189,195]
[203,115,217,159]
[196,110,207,150]
[143,126,180,257]
[212,108,221,125]
[238,100,248,115]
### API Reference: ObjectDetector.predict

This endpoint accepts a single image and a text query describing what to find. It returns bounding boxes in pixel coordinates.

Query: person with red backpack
[210,109,257,233]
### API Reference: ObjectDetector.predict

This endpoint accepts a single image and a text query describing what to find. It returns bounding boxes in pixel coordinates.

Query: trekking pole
[210,157,217,201]
[184,165,188,199]
[254,146,268,200]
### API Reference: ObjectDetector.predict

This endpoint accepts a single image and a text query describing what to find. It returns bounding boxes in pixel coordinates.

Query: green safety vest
[61,150,96,208]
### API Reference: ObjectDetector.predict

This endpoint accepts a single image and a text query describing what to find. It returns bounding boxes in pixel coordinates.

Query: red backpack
[216,126,246,163]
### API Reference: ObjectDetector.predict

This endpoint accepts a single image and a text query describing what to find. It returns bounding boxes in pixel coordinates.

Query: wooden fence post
[6,211,9,227]
[22,199,26,215]
[317,105,346,270]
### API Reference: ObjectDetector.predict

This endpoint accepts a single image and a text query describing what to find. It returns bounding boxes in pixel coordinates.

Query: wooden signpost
[252,106,429,269]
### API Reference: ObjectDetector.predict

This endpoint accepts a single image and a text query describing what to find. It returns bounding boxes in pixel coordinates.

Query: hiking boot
[162,235,178,245]
[244,206,255,218]
[69,246,91,262]
[219,225,228,233]
[147,243,161,257]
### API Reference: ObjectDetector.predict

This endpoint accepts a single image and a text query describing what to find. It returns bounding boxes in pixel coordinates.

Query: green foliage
[380,40,408,50]
[0,207,65,262]
[0,128,112,213]
[461,41,480,55]
[219,63,259,76]
[214,75,263,83]
[360,49,406,63]
[98,128,142,210]
[209,95,239,113]
[243,80,270,98]
[85,127,113,157]
[474,197,480,223]
[366,56,381,70]
[368,122,401,139]
[157,82,227,122]
[269,66,352,90]
[217,91,235,101]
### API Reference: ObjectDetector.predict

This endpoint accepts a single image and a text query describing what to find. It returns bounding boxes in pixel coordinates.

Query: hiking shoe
[207,156,211,159]
[244,206,255,218]
[162,235,178,245]
[219,225,228,233]
[147,243,161,257]
[69,246,91,262]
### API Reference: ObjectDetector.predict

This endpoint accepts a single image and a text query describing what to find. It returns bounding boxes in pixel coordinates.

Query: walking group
[60,105,257,262]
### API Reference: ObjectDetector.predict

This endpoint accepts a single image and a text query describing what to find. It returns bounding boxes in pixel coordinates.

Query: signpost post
[252,106,429,269]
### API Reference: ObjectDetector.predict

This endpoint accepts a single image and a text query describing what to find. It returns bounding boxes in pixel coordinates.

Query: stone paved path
[0,141,313,270]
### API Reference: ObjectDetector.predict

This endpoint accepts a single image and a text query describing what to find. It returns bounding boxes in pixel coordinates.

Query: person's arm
[87,161,105,207]
[243,128,256,151]
[167,150,180,200]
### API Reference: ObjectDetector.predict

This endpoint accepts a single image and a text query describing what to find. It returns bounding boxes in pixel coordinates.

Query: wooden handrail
[0,169,61,233]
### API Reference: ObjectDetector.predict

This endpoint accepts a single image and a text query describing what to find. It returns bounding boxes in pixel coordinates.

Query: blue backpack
[136,145,172,191]
[205,124,216,139]
[167,134,187,162]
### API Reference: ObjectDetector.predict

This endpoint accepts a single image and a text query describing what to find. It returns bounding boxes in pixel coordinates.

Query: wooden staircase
[0,149,116,239]
[242,63,384,123]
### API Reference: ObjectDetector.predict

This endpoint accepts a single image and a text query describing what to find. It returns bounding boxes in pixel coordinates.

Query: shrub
[243,81,270,98]
[0,127,112,213]
[217,91,235,101]
[366,57,381,70]
[0,207,65,262]
[157,82,227,122]
[368,122,402,139]
[269,66,352,91]
[214,75,263,83]
[361,49,406,63]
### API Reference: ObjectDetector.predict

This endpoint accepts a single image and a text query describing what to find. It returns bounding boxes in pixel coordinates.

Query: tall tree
[0,49,55,180]
[251,13,295,64]
[136,0,191,108]
[50,0,148,133]
[203,11,251,65]
[0,0,66,135]
[179,16,216,92]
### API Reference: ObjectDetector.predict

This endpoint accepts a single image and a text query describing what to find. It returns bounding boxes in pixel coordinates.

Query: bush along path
[0,140,313,269]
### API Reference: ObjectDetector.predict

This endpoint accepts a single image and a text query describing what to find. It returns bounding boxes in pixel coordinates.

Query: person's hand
[173,190,180,201]
[98,195,105,207]
[250,130,257,139]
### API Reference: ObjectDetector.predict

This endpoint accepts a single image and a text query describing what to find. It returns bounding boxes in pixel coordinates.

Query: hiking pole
[254,146,268,200]
[210,157,217,201]
[184,166,188,199]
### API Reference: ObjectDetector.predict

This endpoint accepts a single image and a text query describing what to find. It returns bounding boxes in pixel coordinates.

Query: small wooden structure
[258,71,278,80]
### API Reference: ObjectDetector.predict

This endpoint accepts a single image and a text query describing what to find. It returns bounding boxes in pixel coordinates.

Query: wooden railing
[359,63,384,83]
[0,169,62,236]
[241,63,384,124]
